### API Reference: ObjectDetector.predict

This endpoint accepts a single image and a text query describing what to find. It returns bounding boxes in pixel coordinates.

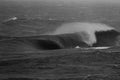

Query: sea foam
[50,22,115,46]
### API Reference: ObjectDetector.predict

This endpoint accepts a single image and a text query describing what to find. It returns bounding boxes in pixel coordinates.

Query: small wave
[2,17,19,25]
[3,17,18,22]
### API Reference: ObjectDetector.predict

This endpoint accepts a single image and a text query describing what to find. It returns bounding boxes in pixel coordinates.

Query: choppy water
[0,19,120,51]
[0,2,120,80]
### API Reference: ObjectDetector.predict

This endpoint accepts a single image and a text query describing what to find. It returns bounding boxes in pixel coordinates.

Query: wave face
[49,22,116,46]
[0,30,119,51]
[94,30,120,47]
[0,22,120,51]
[17,34,88,50]
[5,30,119,50]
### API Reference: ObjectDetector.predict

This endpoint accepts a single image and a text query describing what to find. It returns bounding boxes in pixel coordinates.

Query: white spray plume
[50,22,115,46]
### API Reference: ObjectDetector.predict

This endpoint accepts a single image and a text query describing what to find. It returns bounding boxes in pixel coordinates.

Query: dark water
[0,15,120,80]
[0,18,120,51]
[1,0,120,36]
[0,1,120,80]
[0,30,119,51]
[0,18,66,36]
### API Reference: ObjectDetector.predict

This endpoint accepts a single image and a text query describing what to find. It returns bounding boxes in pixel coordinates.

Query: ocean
[0,1,120,80]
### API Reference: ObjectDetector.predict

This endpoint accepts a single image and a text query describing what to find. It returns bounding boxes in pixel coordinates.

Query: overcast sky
[44,0,120,2]
[17,0,120,3]
[35,0,120,5]
[2,0,120,6]
[4,0,120,3]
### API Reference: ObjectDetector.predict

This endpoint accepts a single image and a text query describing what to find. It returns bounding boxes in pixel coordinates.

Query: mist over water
[49,22,115,46]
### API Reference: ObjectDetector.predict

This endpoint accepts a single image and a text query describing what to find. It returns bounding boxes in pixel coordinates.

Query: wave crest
[49,22,116,46]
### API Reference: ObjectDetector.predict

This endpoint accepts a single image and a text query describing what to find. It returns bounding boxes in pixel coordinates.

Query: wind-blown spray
[50,22,115,46]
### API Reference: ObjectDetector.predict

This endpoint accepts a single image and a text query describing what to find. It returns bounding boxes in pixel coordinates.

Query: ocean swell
[1,29,119,51]
[18,33,88,50]
[48,22,118,46]
[0,22,120,50]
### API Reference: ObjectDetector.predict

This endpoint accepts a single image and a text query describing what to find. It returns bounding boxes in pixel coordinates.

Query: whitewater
[49,22,116,46]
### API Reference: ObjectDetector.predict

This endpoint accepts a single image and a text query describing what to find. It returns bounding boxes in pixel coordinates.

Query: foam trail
[75,46,110,49]
[50,22,115,46]
[3,17,18,23]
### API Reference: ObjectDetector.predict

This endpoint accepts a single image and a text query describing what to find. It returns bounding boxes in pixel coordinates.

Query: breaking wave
[3,17,18,23]
[49,22,116,46]
[12,29,120,50]
[0,22,120,50]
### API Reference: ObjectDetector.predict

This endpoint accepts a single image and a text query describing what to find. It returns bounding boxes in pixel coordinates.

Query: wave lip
[0,22,119,51]
[13,30,120,50]
[49,22,117,46]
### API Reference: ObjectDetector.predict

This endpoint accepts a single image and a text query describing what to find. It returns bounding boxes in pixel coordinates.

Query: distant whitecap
[4,16,18,22]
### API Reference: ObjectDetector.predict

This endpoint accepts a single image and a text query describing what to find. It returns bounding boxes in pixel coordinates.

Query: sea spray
[49,22,115,46]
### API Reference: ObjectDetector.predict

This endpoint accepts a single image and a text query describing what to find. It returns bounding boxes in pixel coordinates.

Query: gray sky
[19,0,120,3]
[2,0,120,6]
[44,0,120,3]
[40,0,120,5]
[6,0,120,3]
